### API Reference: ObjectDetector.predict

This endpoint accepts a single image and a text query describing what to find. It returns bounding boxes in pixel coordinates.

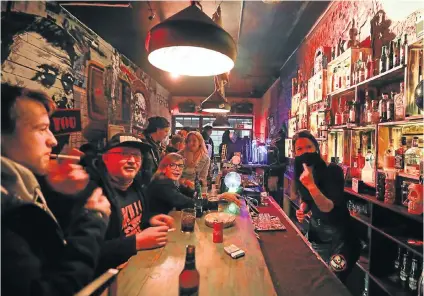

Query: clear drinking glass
[181,208,196,233]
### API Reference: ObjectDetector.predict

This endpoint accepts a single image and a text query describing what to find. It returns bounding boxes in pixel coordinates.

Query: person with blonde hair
[178,131,210,188]
[147,153,241,214]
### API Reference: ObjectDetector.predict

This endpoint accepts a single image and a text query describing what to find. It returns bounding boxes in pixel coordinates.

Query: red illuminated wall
[265,1,422,139]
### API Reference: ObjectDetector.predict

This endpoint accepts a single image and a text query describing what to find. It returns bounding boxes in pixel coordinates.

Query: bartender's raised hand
[218,192,242,207]
[296,202,309,223]
[150,214,175,229]
[300,163,316,190]
[47,148,89,195]
[135,226,169,250]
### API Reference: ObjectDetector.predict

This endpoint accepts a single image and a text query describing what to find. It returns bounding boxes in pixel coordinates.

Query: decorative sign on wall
[50,109,82,135]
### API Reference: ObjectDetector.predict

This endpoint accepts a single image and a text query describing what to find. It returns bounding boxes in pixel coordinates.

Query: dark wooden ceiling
[62,1,329,98]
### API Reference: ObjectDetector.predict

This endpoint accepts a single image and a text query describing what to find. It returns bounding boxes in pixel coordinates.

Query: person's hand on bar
[150,214,175,229]
[136,226,169,250]
[84,187,111,217]
[46,148,89,195]
[296,202,309,223]
[218,192,242,207]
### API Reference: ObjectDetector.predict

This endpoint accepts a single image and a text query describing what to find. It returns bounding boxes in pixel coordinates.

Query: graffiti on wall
[1,2,170,152]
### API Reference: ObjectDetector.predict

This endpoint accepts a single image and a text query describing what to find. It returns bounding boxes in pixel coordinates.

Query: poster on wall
[50,109,82,135]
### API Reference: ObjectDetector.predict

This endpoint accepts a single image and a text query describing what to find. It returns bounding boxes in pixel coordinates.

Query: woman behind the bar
[178,131,210,189]
[148,153,240,214]
[292,130,360,283]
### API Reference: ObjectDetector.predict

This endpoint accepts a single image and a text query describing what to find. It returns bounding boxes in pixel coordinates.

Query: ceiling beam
[59,2,132,8]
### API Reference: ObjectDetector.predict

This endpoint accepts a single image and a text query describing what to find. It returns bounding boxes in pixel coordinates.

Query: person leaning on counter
[292,130,361,283]
[148,153,241,215]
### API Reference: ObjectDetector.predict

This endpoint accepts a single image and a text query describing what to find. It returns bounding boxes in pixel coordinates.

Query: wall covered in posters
[269,0,422,139]
[1,1,171,153]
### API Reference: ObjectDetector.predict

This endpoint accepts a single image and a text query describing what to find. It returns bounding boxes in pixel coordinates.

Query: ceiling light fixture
[145,1,237,77]
[212,115,231,128]
[201,90,231,113]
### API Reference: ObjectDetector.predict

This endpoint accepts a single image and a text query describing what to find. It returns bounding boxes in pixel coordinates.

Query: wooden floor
[117,203,277,296]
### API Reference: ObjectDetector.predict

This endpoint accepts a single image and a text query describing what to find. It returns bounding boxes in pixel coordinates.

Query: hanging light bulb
[145,2,237,77]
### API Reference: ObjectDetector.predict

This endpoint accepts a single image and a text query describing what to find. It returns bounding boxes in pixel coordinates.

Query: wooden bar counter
[117,203,277,296]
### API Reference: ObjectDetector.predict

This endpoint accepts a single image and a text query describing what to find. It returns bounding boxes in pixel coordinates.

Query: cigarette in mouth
[50,154,81,161]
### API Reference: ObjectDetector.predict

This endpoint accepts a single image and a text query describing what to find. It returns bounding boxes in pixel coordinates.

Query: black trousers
[308,218,361,283]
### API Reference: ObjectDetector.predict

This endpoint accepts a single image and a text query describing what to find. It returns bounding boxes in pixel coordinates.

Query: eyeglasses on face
[168,163,185,170]
[107,152,142,161]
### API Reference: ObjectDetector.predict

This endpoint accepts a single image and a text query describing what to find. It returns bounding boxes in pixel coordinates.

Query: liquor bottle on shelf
[337,65,343,90]
[364,89,372,124]
[415,50,423,111]
[400,34,408,65]
[365,54,373,80]
[362,154,374,184]
[380,45,387,74]
[335,98,343,125]
[332,66,337,92]
[394,247,403,275]
[345,63,351,87]
[358,52,366,83]
[394,38,401,67]
[405,137,423,175]
[352,148,365,178]
[384,167,396,204]
[395,136,407,170]
[394,82,406,121]
[194,173,204,218]
[384,138,396,169]
[408,255,420,293]
[376,171,386,201]
[348,101,357,124]
[386,91,395,122]
[387,41,394,70]
[352,63,358,86]
[361,275,369,296]
[343,100,350,124]
[179,245,200,296]
[400,250,411,289]
[379,94,388,122]
[371,99,380,124]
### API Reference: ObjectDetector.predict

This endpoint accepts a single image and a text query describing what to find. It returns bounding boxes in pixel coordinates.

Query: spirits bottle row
[330,83,406,127]
[385,136,423,176]
[380,34,408,74]
[393,247,422,293]
[328,34,407,94]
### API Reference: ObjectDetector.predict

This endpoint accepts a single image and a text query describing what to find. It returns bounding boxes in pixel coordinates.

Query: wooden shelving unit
[344,186,423,296]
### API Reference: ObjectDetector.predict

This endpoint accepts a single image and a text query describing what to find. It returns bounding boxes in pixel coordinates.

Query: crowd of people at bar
[0,83,241,295]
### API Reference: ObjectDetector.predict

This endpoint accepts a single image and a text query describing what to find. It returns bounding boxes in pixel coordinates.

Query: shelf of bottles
[322,35,423,187]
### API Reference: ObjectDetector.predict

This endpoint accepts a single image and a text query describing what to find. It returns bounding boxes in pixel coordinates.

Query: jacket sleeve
[150,179,195,212]
[95,235,137,275]
[33,209,109,295]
